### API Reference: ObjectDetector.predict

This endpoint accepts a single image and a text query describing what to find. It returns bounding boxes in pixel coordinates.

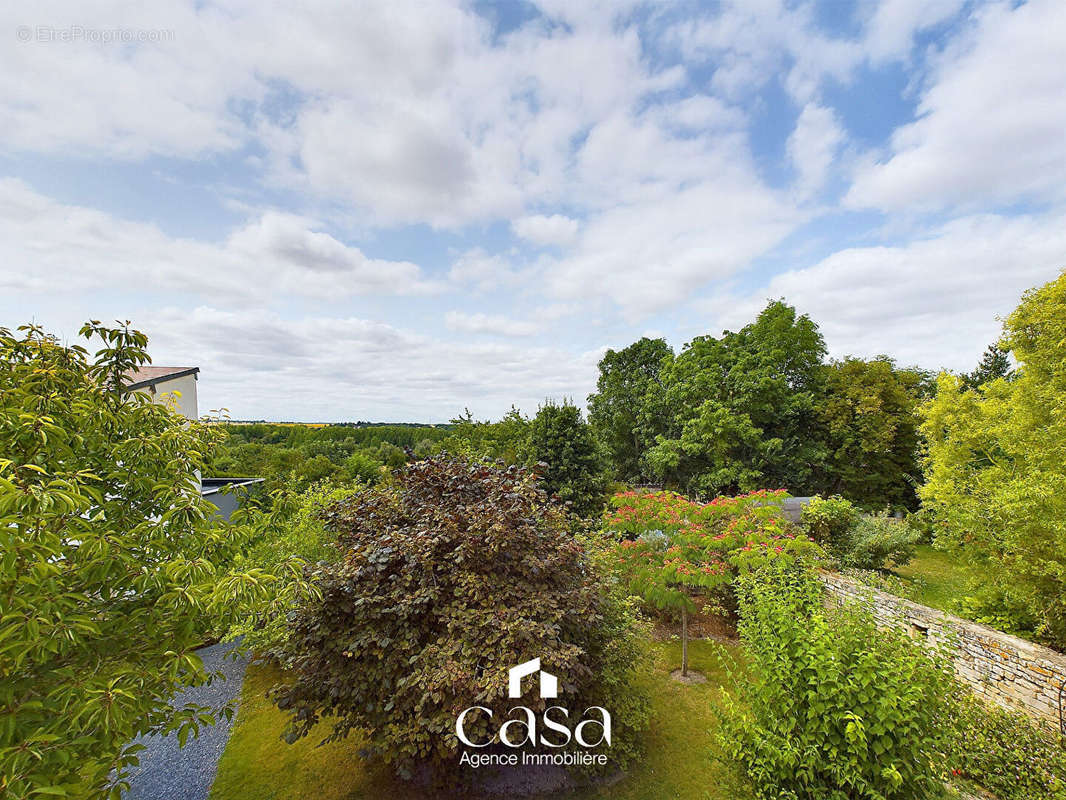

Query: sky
[2,0,1064,422]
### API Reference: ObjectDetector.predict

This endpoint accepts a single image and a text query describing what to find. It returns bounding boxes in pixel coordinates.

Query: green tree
[438,406,530,463]
[342,450,384,484]
[587,337,673,482]
[646,300,827,496]
[963,342,1013,389]
[0,322,275,799]
[818,357,931,510]
[919,270,1066,647]
[527,400,606,517]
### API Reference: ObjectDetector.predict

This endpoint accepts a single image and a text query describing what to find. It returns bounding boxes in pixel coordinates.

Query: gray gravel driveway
[121,639,249,800]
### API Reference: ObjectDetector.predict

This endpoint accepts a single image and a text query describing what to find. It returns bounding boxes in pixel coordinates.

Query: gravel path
[122,640,249,800]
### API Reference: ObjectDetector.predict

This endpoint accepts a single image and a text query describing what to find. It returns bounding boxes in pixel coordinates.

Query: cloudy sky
[2,0,1064,422]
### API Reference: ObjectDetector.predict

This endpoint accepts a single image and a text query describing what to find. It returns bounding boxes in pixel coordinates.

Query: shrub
[946,690,1066,800]
[799,495,859,554]
[224,480,363,663]
[718,563,954,800]
[0,322,274,800]
[272,456,649,779]
[843,512,920,570]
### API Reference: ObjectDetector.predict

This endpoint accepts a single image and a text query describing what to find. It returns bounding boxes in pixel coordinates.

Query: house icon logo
[455,658,611,758]
[508,657,558,699]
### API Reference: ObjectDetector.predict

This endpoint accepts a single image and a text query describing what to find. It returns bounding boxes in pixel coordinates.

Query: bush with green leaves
[801,497,918,570]
[0,322,275,800]
[843,512,920,570]
[799,495,859,554]
[272,455,649,779]
[224,480,365,663]
[946,690,1066,800]
[718,563,954,800]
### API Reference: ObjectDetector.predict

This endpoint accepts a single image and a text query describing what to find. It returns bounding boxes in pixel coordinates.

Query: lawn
[209,638,751,800]
[888,544,984,614]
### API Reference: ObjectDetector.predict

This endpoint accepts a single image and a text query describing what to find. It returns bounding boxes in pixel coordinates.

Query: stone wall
[820,571,1066,734]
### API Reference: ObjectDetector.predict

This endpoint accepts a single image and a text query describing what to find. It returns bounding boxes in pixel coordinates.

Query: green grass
[888,544,984,613]
[209,638,751,800]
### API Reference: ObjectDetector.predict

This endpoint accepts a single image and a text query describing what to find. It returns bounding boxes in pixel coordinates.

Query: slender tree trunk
[681,606,688,677]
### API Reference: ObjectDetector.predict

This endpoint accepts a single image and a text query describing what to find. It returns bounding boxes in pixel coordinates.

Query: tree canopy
[919,270,1066,647]
[643,301,827,497]
[0,322,274,799]
[587,337,672,483]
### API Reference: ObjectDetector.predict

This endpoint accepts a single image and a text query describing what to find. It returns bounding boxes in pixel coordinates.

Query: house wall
[820,571,1066,734]
[143,373,198,420]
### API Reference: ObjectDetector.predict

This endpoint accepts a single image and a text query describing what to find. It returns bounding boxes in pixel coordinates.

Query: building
[124,365,262,520]
[124,366,200,420]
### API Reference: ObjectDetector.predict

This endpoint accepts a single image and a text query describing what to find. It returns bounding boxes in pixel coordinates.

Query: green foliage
[919,270,1066,648]
[842,513,920,570]
[436,406,531,464]
[818,357,930,511]
[645,300,827,497]
[799,495,860,554]
[272,456,649,779]
[962,342,1013,390]
[343,450,385,484]
[527,400,606,517]
[719,563,954,800]
[0,322,277,800]
[224,481,365,662]
[208,422,447,493]
[801,498,917,570]
[587,337,673,483]
[946,689,1066,800]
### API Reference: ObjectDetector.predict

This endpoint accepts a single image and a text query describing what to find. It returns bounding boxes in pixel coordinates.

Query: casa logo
[455,658,611,768]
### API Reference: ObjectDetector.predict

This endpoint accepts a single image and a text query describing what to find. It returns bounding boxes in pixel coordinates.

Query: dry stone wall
[820,571,1066,734]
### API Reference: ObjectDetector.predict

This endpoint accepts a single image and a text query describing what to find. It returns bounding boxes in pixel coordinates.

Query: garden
[3,271,1066,799]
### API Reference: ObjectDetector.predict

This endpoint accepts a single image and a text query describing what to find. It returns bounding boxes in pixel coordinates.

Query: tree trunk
[681,606,688,677]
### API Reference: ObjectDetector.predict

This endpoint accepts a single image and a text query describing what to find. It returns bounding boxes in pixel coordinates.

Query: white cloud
[702,211,1066,371]
[139,306,599,421]
[447,247,524,292]
[444,311,541,337]
[862,0,967,63]
[512,214,579,247]
[847,0,1066,212]
[787,103,845,199]
[0,179,434,299]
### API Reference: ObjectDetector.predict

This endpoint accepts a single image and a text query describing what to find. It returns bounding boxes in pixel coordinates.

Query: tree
[587,337,672,482]
[607,489,818,676]
[645,301,827,496]
[438,406,530,464]
[526,400,606,517]
[0,322,274,800]
[963,342,1013,389]
[919,270,1066,648]
[818,357,931,510]
[272,456,649,778]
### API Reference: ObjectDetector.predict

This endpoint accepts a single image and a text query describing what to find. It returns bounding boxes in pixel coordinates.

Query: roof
[200,477,264,497]
[124,366,199,391]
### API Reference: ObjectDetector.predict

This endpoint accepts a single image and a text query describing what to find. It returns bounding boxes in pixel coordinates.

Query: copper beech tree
[272,456,649,778]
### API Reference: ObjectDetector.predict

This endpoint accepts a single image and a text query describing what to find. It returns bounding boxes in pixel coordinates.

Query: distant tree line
[208,422,450,492]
